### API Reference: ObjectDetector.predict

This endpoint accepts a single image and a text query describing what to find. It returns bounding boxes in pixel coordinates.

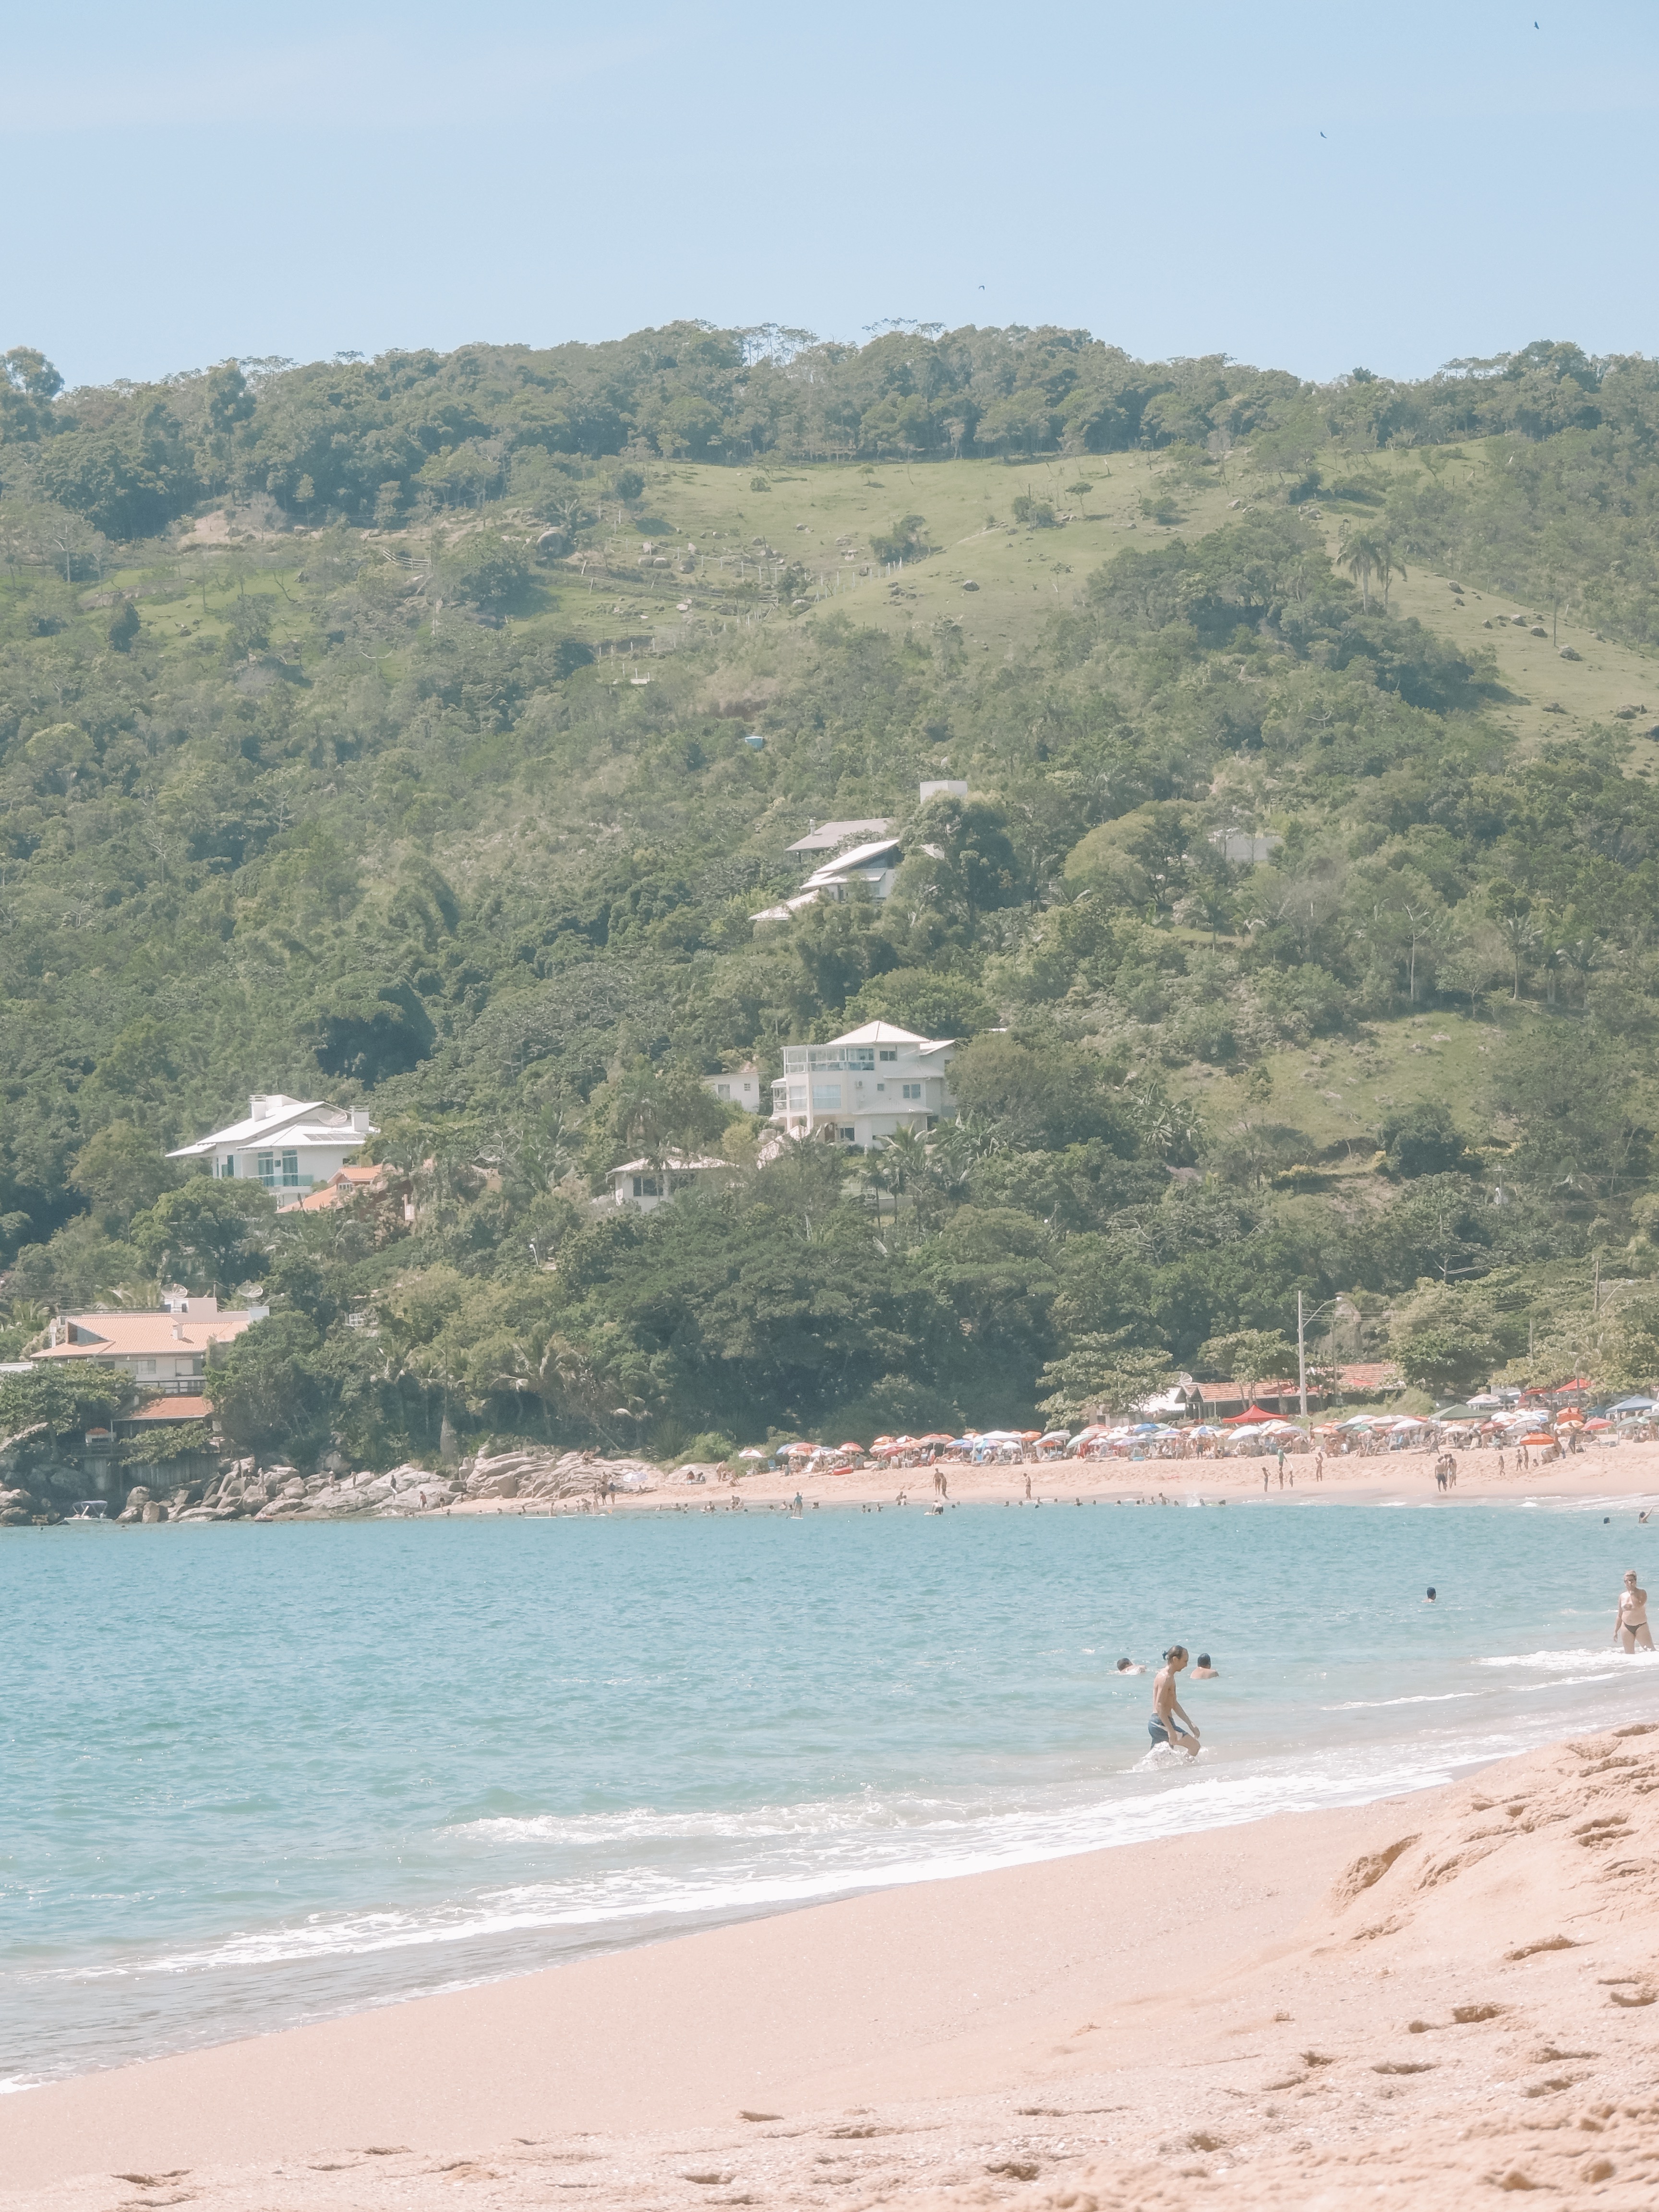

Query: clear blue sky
[6,0,1656,389]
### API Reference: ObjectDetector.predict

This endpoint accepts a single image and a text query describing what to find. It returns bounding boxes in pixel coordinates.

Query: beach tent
[1223,1406,1279,1425]
[1610,1395,1658,1413]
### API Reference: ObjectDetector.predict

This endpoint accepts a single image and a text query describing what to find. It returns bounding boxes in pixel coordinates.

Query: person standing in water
[1614,1570,1654,1652]
[1148,1646,1201,1756]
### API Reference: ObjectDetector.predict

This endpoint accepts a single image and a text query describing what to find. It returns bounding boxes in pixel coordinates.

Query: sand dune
[6,1728,1659,2210]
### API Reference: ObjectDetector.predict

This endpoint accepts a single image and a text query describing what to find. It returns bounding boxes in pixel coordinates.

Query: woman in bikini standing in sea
[1614,1569,1654,1652]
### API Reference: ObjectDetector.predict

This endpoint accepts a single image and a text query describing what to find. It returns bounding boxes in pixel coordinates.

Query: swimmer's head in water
[1426,1587,1436,1600]
[1115,1658,1133,1671]
[1195,1652,1211,1669]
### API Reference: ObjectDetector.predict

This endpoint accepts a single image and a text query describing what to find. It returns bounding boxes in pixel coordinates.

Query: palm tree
[1338,526,1383,613]
[1495,913,1540,1000]
[1374,533,1406,609]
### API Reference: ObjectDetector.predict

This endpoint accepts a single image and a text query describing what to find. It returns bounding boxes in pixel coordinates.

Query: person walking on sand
[1315,1450,1324,1484]
[1614,1570,1654,1652]
[1148,1647,1201,1756]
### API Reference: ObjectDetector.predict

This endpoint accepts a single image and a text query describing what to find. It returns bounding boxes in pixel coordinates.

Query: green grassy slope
[7,351,1659,1466]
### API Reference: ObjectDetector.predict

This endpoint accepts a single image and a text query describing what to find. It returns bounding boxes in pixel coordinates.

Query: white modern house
[168,1094,377,1197]
[607,1155,725,1211]
[702,1063,766,1111]
[769,1022,957,1148]
[753,832,904,925]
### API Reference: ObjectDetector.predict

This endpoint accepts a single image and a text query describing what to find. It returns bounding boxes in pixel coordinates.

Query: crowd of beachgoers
[751,1397,1659,1476]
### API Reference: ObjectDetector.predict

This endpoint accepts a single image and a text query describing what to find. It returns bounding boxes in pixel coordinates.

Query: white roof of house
[753,890,826,922]
[786,817,893,854]
[168,1095,377,1158]
[609,1155,724,1177]
[802,836,902,889]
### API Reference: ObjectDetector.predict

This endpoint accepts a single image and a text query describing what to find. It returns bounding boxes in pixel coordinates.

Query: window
[281,1150,300,1187]
[219,1155,235,1178]
[632,1175,661,1199]
[879,1049,897,1062]
[841,1127,856,1142]
[141,1359,157,1376]
[716,1083,731,1099]
[902,1082,922,1100]
[787,1085,806,1110]
[876,1082,885,1092]
[256,1151,276,1187]
[812,1082,842,1110]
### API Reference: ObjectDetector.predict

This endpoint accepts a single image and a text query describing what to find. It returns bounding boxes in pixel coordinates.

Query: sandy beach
[443,1438,1659,1516]
[5,1722,1659,2211]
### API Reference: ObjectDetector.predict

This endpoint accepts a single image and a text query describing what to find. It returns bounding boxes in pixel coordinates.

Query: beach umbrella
[737,1447,767,1460]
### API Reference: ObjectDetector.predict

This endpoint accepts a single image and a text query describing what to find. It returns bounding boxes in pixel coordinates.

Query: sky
[5,0,1658,389]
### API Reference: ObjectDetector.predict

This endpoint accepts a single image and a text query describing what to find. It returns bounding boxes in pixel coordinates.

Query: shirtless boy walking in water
[1149,1646,1201,1756]
[1614,1570,1654,1652]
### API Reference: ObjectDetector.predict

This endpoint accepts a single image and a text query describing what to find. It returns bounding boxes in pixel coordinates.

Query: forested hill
[4,322,1659,1467]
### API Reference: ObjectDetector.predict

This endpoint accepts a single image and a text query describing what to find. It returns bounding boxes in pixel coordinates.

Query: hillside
[4,324,1659,1468]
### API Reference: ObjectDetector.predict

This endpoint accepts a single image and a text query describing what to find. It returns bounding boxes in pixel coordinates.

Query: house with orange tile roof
[34,1297,262,1395]
[278,1162,395,1214]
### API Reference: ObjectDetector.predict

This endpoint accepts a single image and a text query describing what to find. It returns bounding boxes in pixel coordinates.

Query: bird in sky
[1320,130,1326,138]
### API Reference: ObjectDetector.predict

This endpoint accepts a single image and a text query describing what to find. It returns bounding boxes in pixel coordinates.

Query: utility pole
[1298,1290,1308,1418]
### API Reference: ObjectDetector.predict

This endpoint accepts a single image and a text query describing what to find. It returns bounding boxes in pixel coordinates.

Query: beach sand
[7,1726,1659,2210]
[442,1437,1659,1516]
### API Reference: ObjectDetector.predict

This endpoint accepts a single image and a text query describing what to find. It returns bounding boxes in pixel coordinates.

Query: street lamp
[1297,1292,1344,1419]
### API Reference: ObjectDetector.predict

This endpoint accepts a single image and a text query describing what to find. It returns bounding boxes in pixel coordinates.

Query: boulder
[117,1485,152,1525]
[461,1449,657,1503]
[0,1486,36,1525]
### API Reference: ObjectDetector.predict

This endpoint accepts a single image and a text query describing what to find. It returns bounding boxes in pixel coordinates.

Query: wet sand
[6,1728,1659,2210]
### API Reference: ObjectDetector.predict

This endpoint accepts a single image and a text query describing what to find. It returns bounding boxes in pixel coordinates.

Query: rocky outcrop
[74,1448,661,1525]
[0,1484,38,1525]
[455,1449,657,1504]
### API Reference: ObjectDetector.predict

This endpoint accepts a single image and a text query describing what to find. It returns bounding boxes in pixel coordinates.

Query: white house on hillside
[701,1063,765,1111]
[168,1094,377,1197]
[770,1022,957,1148]
[607,1155,725,1211]
[753,833,904,925]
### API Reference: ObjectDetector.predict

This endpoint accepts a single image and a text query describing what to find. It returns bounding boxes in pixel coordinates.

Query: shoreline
[7,1725,1659,2207]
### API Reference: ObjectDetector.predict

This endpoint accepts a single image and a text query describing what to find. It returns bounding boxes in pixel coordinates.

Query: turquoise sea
[5,1495,1658,2089]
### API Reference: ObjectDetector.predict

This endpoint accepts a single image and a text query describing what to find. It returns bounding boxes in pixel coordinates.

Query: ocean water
[5,1495,1658,2089]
